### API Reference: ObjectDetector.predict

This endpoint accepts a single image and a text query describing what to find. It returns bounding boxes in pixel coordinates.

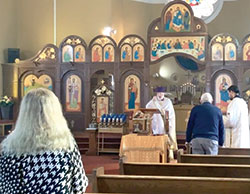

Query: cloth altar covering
[119,134,170,163]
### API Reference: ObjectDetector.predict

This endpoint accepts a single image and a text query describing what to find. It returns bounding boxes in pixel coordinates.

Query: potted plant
[0,96,14,120]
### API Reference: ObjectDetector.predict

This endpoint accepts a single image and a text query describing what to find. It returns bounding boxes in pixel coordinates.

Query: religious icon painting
[150,36,205,62]
[121,45,132,62]
[23,74,53,96]
[62,45,73,62]
[103,45,114,62]
[225,43,236,61]
[212,43,223,61]
[215,74,232,114]
[92,45,102,62]
[132,44,144,62]
[74,45,85,62]
[243,43,250,61]
[65,75,82,112]
[96,96,109,122]
[164,4,191,33]
[124,75,140,112]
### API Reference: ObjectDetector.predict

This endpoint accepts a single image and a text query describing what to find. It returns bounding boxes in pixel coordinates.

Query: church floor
[82,153,177,193]
[82,153,120,193]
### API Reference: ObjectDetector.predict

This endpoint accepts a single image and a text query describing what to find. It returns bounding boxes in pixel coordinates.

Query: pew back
[219,147,250,155]
[92,167,250,194]
[178,154,250,164]
[177,149,250,164]
[120,161,250,178]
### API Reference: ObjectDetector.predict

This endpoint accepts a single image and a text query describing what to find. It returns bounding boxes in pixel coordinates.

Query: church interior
[1,0,250,193]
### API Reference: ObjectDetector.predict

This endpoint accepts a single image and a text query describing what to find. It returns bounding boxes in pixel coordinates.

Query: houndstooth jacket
[0,144,88,194]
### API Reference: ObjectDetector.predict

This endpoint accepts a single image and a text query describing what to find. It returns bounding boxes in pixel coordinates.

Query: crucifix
[184,70,192,82]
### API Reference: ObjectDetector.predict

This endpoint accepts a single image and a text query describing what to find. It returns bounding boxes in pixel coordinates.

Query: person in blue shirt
[186,93,224,155]
[188,40,194,49]
[174,39,182,49]
[161,41,167,50]
[167,40,172,49]
[151,47,158,57]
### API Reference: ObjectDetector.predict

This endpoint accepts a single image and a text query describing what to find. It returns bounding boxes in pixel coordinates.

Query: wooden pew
[219,147,250,155]
[92,167,250,194]
[177,149,250,164]
[120,160,250,178]
[185,146,250,155]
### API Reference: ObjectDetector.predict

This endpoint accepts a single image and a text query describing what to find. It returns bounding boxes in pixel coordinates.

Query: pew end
[92,167,105,193]
[177,148,184,162]
[119,155,128,175]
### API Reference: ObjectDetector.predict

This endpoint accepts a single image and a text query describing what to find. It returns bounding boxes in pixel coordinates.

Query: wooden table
[119,134,170,163]
[0,120,15,136]
[97,126,126,155]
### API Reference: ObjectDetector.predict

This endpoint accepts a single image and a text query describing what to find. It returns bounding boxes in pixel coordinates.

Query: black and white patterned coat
[0,145,88,194]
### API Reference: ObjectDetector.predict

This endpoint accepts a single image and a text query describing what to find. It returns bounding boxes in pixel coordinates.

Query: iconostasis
[2,0,250,130]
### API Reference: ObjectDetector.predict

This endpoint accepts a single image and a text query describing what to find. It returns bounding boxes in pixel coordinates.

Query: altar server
[223,85,249,148]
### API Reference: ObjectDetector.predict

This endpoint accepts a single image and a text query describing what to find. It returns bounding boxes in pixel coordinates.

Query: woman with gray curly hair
[0,88,88,193]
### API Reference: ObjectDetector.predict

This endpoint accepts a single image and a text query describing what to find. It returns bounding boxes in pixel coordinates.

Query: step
[98,148,119,153]
[79,148,88,155]
[98,144,120,149]
[75,138,89,142]
[77,142,89,146]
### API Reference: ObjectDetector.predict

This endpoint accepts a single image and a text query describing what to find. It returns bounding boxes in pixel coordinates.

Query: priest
[146,86,177,158]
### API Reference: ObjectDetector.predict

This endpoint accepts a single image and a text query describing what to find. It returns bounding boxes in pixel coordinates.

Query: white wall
[0,0,18,96]
[16,0,54,59]
[208,0,250,41]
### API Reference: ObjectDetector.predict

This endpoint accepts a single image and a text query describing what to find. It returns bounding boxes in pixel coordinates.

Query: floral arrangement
[0,96,14,107]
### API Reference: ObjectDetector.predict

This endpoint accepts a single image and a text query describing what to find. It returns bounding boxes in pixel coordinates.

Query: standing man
[186,93,224,155]
[223,85,249,148]
[146,86,177,158]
